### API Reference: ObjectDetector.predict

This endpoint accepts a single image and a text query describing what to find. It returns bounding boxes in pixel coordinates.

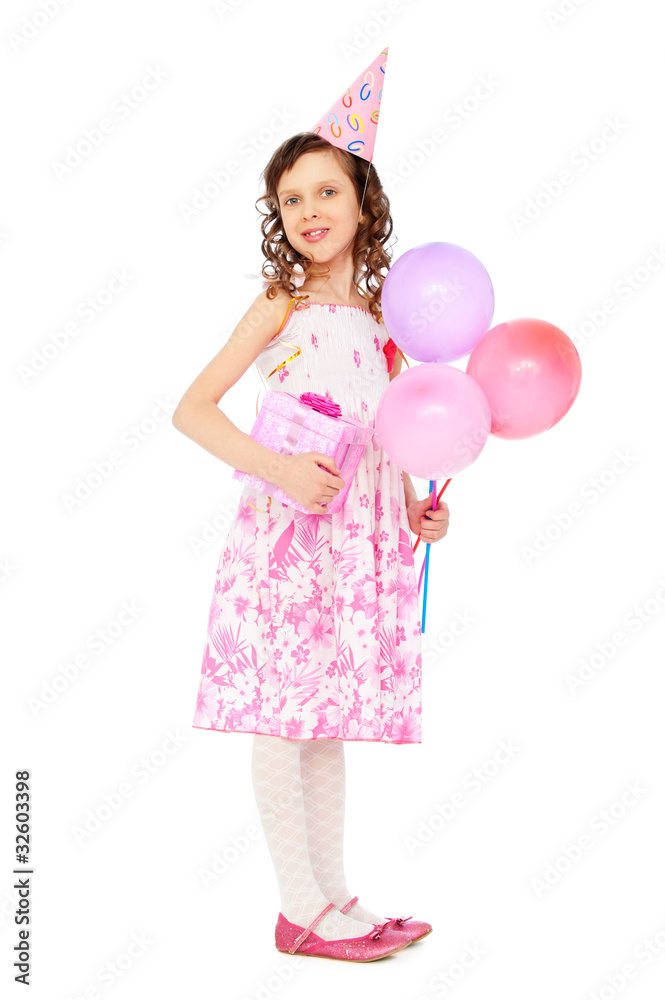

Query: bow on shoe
[369,923,386,939]
[391,915,413,925]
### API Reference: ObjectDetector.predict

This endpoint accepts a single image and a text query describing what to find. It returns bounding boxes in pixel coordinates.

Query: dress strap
[276,296,298,335]
[274,292,311,331]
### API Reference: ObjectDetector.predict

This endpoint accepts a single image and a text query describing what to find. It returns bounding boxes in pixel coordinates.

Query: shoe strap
[289,901,336,954]
[339,895,358,914]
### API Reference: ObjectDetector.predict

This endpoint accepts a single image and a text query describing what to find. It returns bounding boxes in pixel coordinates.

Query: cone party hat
[310,47,388,163]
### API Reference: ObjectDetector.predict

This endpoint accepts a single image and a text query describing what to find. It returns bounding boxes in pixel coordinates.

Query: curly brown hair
[254,132,394,324]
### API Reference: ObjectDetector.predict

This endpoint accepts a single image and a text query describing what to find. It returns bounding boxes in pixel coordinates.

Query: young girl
[173,130,450,962]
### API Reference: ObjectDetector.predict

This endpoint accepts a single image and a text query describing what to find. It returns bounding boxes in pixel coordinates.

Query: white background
[2,0,664,997]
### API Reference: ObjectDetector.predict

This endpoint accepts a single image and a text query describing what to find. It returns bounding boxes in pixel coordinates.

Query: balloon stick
[414,479,451,555]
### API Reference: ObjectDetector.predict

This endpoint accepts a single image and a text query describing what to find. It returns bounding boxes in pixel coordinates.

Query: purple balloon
[375,363,492,479]
[382,242,495,363]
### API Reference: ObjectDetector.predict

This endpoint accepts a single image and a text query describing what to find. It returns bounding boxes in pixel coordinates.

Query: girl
[173,131,450,961]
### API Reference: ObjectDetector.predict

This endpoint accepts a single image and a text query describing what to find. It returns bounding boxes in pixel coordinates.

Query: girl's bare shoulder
[258,282,294,312]
[234,284,292,344]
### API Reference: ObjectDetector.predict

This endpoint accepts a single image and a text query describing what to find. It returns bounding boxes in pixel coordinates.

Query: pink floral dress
[191,300,422,743]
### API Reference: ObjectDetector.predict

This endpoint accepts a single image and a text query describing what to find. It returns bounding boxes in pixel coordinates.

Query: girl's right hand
[277,452,345,513]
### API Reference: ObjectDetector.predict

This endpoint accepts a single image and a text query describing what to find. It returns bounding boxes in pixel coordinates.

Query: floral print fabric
[192,302,422,743]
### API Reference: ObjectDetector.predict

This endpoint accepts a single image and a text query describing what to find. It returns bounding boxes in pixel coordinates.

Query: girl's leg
[251,734,377,940]
[300,738,385,925]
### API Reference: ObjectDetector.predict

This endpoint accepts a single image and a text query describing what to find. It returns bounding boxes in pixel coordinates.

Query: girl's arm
[387,347,418,507]
[172,289,294,486]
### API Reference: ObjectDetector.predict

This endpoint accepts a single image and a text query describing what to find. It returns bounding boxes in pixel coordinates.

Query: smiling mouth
[302,228,329,241]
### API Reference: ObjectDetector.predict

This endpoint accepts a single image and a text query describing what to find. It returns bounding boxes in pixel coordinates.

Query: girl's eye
[284,188,336,207]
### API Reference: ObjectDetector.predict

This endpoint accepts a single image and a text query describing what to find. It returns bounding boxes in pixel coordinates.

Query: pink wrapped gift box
[232,390,374,513]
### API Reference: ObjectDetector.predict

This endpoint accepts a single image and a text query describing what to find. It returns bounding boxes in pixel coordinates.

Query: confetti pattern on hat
[310,47,388,163]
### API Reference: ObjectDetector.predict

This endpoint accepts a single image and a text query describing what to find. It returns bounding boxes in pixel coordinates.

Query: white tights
[251,734,385,940]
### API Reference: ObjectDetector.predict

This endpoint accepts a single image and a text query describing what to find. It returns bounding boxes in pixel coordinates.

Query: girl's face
[276,150,360,265]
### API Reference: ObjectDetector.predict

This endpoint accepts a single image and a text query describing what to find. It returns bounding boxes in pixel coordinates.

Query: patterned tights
[251,734,386,939]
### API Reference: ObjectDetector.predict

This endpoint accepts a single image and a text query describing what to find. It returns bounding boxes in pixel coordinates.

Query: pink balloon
[466,318,582,439]
[375,363,492,479]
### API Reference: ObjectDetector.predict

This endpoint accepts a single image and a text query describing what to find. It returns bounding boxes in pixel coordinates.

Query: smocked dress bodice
[253,301,393,428]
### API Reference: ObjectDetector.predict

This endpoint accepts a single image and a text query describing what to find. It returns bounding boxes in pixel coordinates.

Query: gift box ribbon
[284,395,359,464]
[254,394,365,501]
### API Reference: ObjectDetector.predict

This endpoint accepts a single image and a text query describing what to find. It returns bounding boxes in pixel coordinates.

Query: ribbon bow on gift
[299,391,342,417]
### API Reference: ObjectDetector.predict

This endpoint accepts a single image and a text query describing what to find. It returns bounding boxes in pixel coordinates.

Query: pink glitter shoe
[340,895,433,943]
[275,901,411,961]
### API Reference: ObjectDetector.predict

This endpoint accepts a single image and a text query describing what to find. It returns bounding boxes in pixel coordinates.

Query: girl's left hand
[407,493,450,543]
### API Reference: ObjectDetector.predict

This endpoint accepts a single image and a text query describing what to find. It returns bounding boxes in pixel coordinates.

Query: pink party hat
[311,47,388,163]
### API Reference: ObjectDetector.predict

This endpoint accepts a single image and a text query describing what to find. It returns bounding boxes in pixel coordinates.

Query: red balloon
[466,318,582,439]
